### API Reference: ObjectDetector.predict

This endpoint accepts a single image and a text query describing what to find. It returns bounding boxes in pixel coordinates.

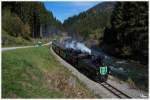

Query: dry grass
[2,46,95,98]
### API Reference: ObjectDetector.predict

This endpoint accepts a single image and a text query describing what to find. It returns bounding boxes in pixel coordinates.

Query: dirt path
[2,42,52,52]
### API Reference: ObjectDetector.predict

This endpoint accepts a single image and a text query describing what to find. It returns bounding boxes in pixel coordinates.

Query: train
[52,40,109,82]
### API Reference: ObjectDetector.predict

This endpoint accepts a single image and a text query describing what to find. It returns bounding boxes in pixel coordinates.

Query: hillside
[63,2,148,65]
[88,2,115,12]
[63,2,115,40]
[102,2,148,65]
[2,2,63,47]
[2,46,95,98]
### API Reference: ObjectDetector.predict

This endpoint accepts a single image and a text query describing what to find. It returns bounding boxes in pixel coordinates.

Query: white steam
[65,40,91,54]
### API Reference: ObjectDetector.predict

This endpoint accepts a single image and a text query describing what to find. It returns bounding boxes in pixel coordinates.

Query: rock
[68,76,76,88]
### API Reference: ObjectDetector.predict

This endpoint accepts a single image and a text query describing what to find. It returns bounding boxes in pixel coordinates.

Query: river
[91,46,148,91]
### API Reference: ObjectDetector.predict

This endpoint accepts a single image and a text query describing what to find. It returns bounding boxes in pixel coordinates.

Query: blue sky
[44,2,100,23]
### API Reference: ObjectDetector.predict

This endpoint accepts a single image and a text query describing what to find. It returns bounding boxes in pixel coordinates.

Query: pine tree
[103,2,148,64]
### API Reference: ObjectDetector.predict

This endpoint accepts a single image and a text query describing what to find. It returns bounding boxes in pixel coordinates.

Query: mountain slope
[88,2,115,12]
[2,2,63,39]
[102,2,148,65]
[63,2,115,40]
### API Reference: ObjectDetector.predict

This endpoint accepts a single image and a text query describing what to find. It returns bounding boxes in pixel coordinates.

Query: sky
[44,2,100,23]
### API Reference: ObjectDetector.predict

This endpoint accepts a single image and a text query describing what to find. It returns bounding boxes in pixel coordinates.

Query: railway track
[100,82,132,98]
[52,46,132,98]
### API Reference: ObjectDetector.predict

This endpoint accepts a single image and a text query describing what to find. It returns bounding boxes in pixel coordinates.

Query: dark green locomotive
[52,40,108,82]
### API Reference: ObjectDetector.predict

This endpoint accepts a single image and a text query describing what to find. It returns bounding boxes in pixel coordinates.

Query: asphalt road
[2,42,52,52]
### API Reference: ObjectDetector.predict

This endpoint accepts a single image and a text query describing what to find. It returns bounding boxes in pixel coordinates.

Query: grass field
[2,46,95,98]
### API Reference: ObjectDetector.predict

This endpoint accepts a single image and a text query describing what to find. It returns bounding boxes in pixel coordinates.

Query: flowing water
[91,46,148,91]
[60,38,148,90]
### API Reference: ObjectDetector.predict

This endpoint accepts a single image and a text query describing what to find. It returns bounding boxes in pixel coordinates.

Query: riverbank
[89,44,148,91]
[51,45,148,98]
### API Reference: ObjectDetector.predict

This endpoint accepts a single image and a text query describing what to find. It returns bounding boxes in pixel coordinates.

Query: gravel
[51,47,118,98]
[108,75,148,98]
[51,47,148,98]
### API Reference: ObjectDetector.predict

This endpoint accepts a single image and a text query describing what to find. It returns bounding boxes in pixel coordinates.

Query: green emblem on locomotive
[99,66,107,75]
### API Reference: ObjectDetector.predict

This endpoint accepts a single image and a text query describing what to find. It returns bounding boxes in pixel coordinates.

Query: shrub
[21,23,31,40]
[2,9,23,37]
[12,15,23,37]
[2,30,31,47]
[2,9,31,39]
[122,46,132,56]
[126,78,136,89]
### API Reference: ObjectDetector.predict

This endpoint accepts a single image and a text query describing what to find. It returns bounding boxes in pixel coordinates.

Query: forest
[63,2,148,65]
[63,2,115,40]
[102,2,148,64]
[2,2,63,40]
[2,2,148,65]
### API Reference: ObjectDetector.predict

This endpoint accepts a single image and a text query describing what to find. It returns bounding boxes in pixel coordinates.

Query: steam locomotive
[52,40,109,82]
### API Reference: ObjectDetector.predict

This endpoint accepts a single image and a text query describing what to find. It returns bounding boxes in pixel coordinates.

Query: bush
[2,9,23,36]
[2,30,31,47]
[21,23,31,40]
[126,78,136,89]
[2,9,31,39]
[121,46,132,56]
